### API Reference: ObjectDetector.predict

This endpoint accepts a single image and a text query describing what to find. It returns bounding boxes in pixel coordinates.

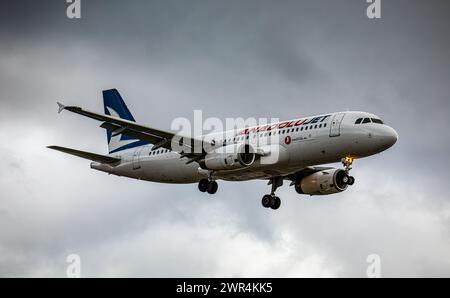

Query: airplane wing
[57,103,206,160]
[48,146,121,164]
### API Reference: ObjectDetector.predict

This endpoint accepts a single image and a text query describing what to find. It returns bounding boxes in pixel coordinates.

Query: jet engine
[295,168,349,195]
[203,144,256,170]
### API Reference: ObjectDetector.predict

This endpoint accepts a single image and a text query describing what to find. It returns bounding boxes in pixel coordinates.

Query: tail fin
[103,89,147,154]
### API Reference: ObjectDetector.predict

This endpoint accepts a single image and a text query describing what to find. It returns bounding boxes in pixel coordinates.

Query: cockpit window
[362,118,371,124]
[355,118,363,124]
[371,118,384,124]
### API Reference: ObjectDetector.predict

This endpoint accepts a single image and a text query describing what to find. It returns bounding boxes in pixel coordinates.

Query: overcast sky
[0,0,449,277]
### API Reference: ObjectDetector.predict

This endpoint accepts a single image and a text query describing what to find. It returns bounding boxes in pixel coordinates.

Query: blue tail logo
[103,89,148,154]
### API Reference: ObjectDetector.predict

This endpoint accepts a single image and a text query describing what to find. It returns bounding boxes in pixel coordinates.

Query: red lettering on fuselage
[238,115,331,135]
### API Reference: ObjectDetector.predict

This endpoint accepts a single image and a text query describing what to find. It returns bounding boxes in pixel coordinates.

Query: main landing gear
[198,179,218,194]
[342,156,356,186]
[261,177,283,210]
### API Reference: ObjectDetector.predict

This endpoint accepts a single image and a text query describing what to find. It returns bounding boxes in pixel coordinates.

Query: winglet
[57,102,66,114]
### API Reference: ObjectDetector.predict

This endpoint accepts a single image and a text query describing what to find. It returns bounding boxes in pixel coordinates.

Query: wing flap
[47,146,121,164]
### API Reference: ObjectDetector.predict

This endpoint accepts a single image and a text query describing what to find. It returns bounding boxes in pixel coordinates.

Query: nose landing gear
[342,156,354,172]
[342,156,356,186]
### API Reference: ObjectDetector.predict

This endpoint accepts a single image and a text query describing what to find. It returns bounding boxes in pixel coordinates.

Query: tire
[198,179,209,192]
[207,181,218,194]
[348,176,355,186]
[271,196,281,210]
[261,195,271,208]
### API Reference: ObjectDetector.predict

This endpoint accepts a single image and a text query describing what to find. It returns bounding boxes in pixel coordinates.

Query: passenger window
[319,124,322,128]
[362,118,371,124]
[305,126,308,130]
[296,128,299,132]
[300,127,303,131]
[314,125,318,129]
[355,118,362,124]
[324,123,327,127]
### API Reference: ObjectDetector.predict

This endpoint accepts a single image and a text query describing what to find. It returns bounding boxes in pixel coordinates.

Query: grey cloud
[0,0,449,277]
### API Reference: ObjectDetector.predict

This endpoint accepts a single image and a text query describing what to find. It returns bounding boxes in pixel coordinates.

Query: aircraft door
[132,147,143,170]
[329,113,345,137]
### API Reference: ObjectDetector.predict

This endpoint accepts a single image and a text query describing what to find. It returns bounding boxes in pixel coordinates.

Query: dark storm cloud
[0,0,449,277]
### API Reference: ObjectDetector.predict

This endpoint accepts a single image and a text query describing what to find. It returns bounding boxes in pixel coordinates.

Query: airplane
[48,89,398,210]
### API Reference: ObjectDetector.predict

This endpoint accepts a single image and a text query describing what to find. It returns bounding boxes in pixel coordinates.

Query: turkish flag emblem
[285,136,292,145]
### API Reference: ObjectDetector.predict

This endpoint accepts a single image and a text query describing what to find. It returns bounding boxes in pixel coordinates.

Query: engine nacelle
[203,144,256,170]
[295,168,348,195]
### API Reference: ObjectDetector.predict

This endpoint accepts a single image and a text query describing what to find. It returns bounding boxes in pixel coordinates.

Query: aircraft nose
[382,126,398,148]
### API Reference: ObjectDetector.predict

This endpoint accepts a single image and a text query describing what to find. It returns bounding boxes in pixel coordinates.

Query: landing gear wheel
[347,176,355,186]
[262,195,272,208]
[198,179,209,192]
[206,181,218,194]
[270,196,281,210]
[262,177,284,210]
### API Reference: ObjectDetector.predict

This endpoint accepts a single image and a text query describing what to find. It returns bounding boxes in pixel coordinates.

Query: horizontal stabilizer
[47,146,120,164]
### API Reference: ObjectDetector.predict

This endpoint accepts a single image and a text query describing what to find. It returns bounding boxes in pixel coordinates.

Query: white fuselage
[91,111,398,184]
